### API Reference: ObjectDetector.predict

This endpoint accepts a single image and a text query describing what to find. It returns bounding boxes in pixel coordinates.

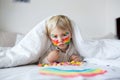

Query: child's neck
[57,45,69,53]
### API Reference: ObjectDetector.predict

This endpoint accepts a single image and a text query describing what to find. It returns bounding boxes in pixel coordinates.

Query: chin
[58,46,64,49]
[57,45,67,50]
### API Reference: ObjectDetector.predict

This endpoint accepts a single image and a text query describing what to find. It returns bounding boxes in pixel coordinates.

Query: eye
[62,32,69,37]
[63,34,67,36]
[53,35,57,38]
[51,34,57,38]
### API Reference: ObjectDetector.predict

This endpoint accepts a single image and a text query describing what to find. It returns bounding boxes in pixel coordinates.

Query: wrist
[47,57,54,63]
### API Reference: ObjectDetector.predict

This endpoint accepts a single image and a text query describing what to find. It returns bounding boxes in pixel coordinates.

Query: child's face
[50,27,72,50]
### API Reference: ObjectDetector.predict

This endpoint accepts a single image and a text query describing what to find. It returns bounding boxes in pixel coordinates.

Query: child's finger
[71,55,78,60]
[74,57,80,61]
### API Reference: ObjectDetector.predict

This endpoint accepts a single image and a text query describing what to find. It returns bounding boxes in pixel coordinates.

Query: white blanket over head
[0,15,120,68]
[0,15,83,68]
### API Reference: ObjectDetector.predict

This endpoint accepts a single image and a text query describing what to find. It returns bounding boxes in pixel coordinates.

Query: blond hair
[46,15,72,36]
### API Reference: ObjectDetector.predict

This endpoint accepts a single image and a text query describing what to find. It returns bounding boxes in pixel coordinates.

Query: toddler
[39,15,83,64]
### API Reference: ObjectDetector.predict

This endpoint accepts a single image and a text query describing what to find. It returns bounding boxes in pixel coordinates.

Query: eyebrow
[51,32,69,36]
[63,32,69,35]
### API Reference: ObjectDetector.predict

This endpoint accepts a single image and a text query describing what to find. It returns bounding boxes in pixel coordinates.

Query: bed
[0,32,120,80]
[0,61,120,80]
[1,17,120,80]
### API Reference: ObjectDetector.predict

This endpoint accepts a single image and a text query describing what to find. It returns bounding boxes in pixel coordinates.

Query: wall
[105,0,120,35]
[0,0,120,39]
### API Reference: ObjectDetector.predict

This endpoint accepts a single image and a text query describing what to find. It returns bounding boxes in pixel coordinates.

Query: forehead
[50,27,69,35]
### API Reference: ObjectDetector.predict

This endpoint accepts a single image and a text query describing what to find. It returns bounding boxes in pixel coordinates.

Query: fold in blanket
[1,15,120,68]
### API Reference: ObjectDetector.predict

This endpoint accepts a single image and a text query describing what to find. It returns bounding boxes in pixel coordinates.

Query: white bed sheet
[0,63,120,80]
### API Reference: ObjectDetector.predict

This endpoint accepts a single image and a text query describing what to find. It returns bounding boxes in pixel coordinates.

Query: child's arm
[44,50,59,63]
[70,54,83,62]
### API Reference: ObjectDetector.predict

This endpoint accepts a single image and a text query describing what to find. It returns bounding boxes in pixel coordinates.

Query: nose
[58,36,63,43]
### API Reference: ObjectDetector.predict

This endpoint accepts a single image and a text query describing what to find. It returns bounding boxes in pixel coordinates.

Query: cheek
[62,36,71,44]
[50,35,71,45]
[51,38,59,46]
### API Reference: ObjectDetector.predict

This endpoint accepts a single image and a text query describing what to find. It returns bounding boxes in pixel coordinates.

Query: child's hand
[47,50,59,63]
[70,54,81,62]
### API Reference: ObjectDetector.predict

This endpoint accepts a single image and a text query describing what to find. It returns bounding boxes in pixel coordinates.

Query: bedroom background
[0,0,120,40]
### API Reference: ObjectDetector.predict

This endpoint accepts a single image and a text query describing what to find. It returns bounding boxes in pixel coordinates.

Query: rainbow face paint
[51,39,59,46]
[50,32,71,46]
[62,32,70,45]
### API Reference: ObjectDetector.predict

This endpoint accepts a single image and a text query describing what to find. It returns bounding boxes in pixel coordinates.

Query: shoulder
[48,43,56,51]
[70,42,76,50]
[68,42,78,53]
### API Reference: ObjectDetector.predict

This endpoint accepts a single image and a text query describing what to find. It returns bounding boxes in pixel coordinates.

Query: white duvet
[0,15,120,69]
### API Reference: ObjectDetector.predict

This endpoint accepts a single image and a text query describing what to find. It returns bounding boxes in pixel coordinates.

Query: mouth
[58,43,65,47]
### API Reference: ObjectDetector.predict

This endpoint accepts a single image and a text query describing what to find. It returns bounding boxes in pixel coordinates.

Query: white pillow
[93,32,117,40]
[100,32,117,39]
[0,31,17,47]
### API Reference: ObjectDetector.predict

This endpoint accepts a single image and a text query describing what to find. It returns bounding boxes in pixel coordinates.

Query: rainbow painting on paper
[39,68,107,78]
